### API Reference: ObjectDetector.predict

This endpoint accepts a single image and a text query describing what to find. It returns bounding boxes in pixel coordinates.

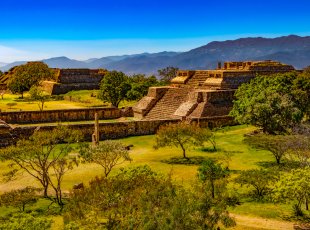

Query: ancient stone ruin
[133,60,295,120]
[0,119,15,147]
[42,68,106,95]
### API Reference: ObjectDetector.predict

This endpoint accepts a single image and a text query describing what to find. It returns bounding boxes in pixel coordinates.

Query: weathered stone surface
[0,107,133,124]
[42,69,106,95]
[135,60,295,120]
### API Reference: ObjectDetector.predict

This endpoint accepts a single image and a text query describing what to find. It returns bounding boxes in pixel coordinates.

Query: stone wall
[10,116,235,143]
[0,107,133,124]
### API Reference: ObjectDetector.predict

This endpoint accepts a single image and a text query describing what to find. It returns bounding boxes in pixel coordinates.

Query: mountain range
[1,35,310,75]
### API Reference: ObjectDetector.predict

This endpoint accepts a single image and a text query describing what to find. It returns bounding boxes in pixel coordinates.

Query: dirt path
[231,214,294,230]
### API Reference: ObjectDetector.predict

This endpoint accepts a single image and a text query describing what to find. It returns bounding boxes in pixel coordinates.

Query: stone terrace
[133,60,295,120]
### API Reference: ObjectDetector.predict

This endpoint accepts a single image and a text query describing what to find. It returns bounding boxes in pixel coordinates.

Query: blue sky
[1,0,310,62]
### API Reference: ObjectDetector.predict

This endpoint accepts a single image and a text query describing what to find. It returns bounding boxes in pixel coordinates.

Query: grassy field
[0,125,307,229]
[0,90,136,111]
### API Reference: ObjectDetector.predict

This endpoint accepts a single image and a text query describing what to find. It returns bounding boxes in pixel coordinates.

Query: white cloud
[0,45,48,63]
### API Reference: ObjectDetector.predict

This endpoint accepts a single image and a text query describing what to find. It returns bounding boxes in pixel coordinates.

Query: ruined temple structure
[133,60,295,120]
[42,69,107,95]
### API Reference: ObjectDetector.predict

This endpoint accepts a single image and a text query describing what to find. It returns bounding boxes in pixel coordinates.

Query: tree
[0,213,52,230]
[0,126,81,198]
[244,134,292,164]
[29,86,49,111]
[64,165,235,229]
[235,169,278,199]
[48,157,78,207]
[0,187,41,212]
[230,73,307,134]
[158,66,179,83]
[197,159,229,199]
[81,140,131,177]
[273,168,310,216]
[154,122,214,160]
[98,71,131,107]
[7,62,53,99]
[126,74,159,101]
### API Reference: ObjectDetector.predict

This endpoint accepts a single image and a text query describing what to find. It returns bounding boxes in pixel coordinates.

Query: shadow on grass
[161,156,207,165]
[256,161,301,170]
[200,147,218,153]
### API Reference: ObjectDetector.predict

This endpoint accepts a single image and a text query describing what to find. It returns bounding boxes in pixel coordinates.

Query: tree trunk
[306,198,309,211]
[181,145,188,160]
[211,181,215,199]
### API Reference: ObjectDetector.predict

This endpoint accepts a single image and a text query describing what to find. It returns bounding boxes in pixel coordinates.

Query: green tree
[127,74,159,101]
[230,73,307,134]
[0,213,52,230]
[273,168,310,216]
[244,134,292,164]
[7,62,53,99]
[80,140,131,177]
[29,86,50,111]
[0,126,81,198]
[154,122,214,160]
[158,66,179,83]
[236,169,278,199]
[64,165,235,229]
[197,159,229,199]
[0,187,41,212]
[98,71,131,107]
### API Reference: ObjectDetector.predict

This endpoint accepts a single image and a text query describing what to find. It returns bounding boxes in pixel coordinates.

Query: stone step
[144,88,190,120]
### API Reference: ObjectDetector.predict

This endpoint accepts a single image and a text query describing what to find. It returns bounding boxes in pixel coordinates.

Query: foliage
[285,135,310,167]
[0,126,82,203]
[154,122,215,159]
[7,62,53,99]
[198,159,230,199]
[126,74,160,101]
[64,165,235,229]
[158,66,179,83]
[29,86,50,111]
[98,71,131,107]
[244,134,292,164]
[230,72,309,134]
[80,140,131,177]
[0,213,52,230]
[0,187,41,212]
[235,169,278,199]
[273,168,310,216]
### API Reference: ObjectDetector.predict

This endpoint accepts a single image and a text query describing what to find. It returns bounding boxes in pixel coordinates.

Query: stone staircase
[186,72,208,87]
[144,88,190,120]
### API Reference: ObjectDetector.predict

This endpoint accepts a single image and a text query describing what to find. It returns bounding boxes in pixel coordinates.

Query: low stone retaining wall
[11,116,235,142]
[0,107,133,124]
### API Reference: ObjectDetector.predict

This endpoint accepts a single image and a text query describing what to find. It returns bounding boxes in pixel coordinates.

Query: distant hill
[1,35,310,74]
[0,62,7,68]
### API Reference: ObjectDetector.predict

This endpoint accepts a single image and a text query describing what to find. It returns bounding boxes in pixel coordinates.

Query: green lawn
[0,90,136,112]
[0,124,306,229]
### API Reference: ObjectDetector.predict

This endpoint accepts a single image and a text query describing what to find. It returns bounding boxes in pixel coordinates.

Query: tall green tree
[198,159,229,199]
[80,140,131,177]
[98,71,131,107]
[236,169,278,199]
[154,122,215,159]
[7,62,53,98]
[244,134,292,164]
[0,126,81,198]
[273,168,310,216]
[127,74,159,101]
[230,72,309,134]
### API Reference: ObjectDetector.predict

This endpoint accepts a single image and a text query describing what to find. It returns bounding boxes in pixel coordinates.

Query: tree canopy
[7,62,53,98]
[230,72,310,134]
[98,71,131,107]
[154,122,214,159]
